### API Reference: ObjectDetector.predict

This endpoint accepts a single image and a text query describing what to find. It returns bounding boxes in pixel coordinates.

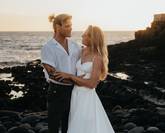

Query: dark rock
[19,123,32,130]
[8,126,32,133]
[35,122,48,132]
[3,121,19,130]
[135,14,165,44]
[39,127,48,133]
[156,122,165,132]
[128,108,161,126]
[21,115,41,126]
[146,126,162,133]
[0,124,7,133]
[0,81,11,95]
[27,129,36,133]
[0,110,21,121]
[128,126,144,133]
[156,107,165,116]
[0,67,11,73]
[124,122,137,130]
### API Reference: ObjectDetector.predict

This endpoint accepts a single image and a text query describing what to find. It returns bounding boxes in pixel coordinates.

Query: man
[41,14,82,133]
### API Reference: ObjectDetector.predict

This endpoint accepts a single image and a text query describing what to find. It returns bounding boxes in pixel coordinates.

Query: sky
[0,0,165,31]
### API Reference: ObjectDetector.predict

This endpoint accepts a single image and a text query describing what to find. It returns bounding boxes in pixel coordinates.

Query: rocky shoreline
[0,14,165,133]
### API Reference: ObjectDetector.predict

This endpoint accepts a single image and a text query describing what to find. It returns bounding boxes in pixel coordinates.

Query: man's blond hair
[48,14,72,32]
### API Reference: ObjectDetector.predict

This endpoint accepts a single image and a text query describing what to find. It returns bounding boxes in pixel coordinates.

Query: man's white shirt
[41,38,82,85]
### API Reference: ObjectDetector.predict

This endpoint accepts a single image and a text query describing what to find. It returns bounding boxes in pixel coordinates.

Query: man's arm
[42,63,56,77]
[42,63,73,84]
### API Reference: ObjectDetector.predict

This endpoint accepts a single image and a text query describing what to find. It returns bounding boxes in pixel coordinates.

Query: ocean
[0,31,134,68]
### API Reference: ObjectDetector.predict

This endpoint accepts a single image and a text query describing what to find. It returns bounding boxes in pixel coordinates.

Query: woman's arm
[54,55,102,89]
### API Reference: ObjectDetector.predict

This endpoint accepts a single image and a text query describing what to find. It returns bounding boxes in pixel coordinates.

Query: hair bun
[48,14,55,22]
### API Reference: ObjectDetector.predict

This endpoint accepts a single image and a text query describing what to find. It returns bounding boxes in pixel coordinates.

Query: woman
[55,25,115,133]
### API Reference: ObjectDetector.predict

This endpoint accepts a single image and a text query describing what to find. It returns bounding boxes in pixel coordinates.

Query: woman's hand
[54,72,86,83]
[54,72,72,81]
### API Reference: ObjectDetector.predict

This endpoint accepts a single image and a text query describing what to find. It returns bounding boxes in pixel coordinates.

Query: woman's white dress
[67,58,115,133]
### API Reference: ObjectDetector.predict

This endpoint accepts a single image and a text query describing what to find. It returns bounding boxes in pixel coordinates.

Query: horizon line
[0,30,136,32]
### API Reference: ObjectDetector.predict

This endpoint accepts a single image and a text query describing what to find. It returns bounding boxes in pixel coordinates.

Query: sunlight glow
[0,0,165,31]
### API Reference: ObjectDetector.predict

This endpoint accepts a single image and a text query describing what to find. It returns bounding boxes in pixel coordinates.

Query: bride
[54,25,115,133]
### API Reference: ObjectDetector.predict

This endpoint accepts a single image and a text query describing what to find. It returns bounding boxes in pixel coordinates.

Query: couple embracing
[41,13,115,133]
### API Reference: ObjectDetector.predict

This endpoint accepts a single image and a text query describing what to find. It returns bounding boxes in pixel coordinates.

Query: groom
[41,14,82,133]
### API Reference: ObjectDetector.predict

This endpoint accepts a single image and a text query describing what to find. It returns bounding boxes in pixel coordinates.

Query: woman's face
[82,30,90,47]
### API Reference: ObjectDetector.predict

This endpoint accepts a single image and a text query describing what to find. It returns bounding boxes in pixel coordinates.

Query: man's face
[59,19,72,37]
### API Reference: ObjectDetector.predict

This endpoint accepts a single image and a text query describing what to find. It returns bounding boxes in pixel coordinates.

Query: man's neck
[53,34,67,46]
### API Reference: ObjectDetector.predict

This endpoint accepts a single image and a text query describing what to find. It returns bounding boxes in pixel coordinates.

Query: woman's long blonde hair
[87,25,109,80]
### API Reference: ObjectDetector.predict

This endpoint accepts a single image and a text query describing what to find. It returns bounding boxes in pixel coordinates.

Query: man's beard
[61,31,71,37]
